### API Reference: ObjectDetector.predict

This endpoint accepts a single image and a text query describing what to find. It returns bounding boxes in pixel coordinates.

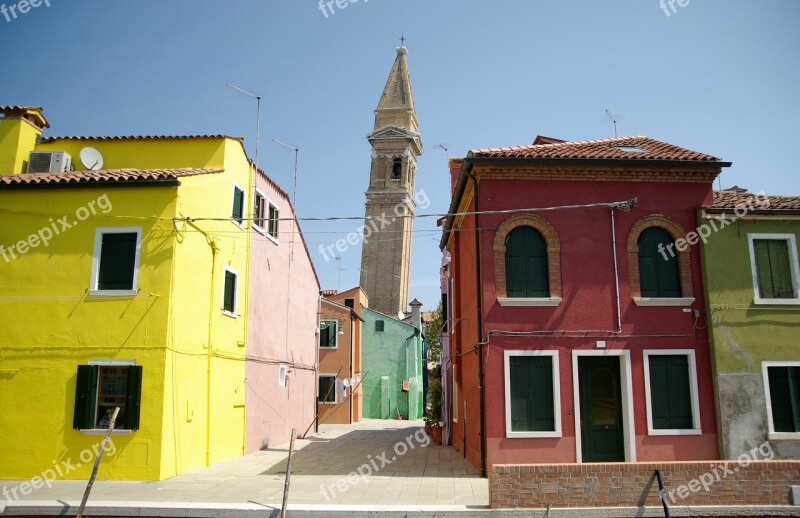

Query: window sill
[754,298,800,306]
[768,432,800,440]
[319,346,338,350]
[222,310,239,319]
[88,290,138,297]
[79,429,132,436]
[647,428,702,436]
[505,431,562,439]
[265,233,279,245]
[633,297,695,307]
[253,224,267,237]
[497,297,562,307]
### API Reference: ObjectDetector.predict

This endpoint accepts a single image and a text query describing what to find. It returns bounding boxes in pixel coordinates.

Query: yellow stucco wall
[0,136,252,480]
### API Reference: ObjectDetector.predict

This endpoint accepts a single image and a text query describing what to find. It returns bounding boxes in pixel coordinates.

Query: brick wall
[490,461,800,509]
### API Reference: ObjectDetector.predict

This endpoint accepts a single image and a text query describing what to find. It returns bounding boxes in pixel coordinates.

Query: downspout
[206,238,219,467]
[610,208,622,333]
[465,169,487,477]
[349,312,354,424]
[315,293,322,434]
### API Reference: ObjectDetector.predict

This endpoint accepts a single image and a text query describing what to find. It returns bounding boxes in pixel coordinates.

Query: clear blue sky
[2,0,798,309]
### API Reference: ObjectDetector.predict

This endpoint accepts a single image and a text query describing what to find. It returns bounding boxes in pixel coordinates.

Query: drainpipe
[465,169,487,477]
[205,238,219,467]
[349,312,354,424]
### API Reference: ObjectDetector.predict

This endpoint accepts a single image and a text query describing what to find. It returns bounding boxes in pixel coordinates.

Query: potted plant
[425,372,443,445]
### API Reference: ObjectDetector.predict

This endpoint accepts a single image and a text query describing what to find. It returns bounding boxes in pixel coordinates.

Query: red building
[440,136,731,474]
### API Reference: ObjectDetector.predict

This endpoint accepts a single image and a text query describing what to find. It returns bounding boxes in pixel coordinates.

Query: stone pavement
[0,419,487,509]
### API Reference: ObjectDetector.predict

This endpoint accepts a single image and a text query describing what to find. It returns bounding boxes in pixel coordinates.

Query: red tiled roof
[1,106,50,129]
[710,189,800,211]
[0,168,222,187]
[0,105,44,111]
[39,135,242,143]
[470,136,722,162]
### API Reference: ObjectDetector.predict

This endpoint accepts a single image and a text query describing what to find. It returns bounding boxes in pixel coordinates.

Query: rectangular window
[232,184,245,226]
[73,364,142,430]
[222,267,238,316]
[748,234,800,304]
[319,320,338,348]
[318,375,336,403]
[764,363,800,434]
[253,190,266,232]
[375,320,384,332]
[644,351,701,435]
[90,227,142,296]
[503,351,561,438]
[267,201,280,241]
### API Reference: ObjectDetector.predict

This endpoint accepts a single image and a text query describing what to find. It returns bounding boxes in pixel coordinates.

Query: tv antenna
[436,143,449,158]
[226,82,262,187]
[602,109,623,138]
[334,257,345,291]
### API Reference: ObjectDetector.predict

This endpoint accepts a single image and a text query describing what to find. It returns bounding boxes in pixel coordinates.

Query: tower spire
[375,44,418,133]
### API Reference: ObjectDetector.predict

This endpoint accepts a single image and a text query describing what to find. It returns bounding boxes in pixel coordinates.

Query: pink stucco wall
[245,171,320,451]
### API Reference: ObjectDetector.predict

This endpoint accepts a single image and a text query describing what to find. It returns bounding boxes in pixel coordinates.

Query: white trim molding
[633,297,695,307]
[642,349,702,436]
[762,360,800,439]
[231,182,246,229]
[266,198,280,244]
[319,320,339,350]
[503,350,562,439]
[252,188,267,236]
[318,374,337,404]
[222,266,240,318]
[89,227,143,297]
[747,233,800,305]
[497,297,562,307]
[571,350,636,463]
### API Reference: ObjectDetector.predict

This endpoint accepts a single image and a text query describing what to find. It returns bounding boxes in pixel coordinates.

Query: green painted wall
[361,307,423,420]
[699,211,800,459]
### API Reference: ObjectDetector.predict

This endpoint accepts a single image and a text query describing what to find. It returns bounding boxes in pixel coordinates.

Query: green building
[700,189,800,459]
[361,306,424,420]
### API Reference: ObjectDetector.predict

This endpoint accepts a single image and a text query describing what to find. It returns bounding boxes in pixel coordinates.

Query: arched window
[505,226,550,298]
[391,158,402,180]
[638,227,681,298]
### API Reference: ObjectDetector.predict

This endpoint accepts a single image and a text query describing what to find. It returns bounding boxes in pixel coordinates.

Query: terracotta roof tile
[0,168,222,187]
[711,189,800,211]
[470,136,722,162]
[39,135,242,143]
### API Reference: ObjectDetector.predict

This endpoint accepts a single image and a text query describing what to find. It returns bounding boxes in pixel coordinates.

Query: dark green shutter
[754,240,794,299]
[73,365,99,429]
[125,366,143,430]
[768,367,800,432]
[223,271,236,313]
[319,322,336,347]
[638,228,681,298]
[232,187,244,223]
[509,356,554,432]
[505,227,550,298]
[328,323,337,347]
[98,233,137,290]
[649,355,693,429]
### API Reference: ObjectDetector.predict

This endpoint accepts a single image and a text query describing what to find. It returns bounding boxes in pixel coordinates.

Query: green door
[579,356,625,462]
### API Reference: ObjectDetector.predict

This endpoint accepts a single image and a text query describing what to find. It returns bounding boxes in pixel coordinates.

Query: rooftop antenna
[602,109,623,138]
[272,139,300,209]
[334,257,345,291]
[436,143,449,158]
[226,82,262,185]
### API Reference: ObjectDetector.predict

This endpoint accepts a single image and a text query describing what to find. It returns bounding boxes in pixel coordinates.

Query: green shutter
[98,233,137,290]
[223,271,236,313]
[73,365,98,429]
[505,227,550,298]
[768,366,800,432]
[125,366,143,430]
[509,356,554,432]
[649,355,693,430]
[755,240,795,299]
[638,228,681,298]
[232,187,244,223]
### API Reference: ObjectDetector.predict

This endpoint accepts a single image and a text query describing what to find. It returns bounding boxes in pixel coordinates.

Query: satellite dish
[80,147,104,171]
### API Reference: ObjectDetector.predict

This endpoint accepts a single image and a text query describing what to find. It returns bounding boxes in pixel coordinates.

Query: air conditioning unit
[27,151,72,174]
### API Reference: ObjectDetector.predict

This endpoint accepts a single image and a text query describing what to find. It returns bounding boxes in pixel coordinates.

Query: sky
[1,0,798,309]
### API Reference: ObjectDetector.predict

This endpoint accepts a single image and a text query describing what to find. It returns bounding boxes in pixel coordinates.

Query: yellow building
[0,106,259,480]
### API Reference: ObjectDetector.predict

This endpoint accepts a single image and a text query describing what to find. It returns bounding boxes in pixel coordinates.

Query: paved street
[1,419,487,508]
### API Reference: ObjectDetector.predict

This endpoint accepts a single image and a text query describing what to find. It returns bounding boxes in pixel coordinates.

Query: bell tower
[359,45,423,316]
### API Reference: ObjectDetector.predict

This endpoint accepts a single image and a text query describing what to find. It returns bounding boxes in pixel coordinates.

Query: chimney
[0,106,50,174]
[409,298,423,328]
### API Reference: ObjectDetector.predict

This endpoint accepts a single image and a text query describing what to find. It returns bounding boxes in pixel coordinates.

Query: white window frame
[319,320,339,349]
[503,350,561,439]
[572,350,636,463]
[81,359,136,436]
[253,188,267,236]
[762,360,800,440]
[643,350,702,436]
[222,266,239,318]
[89,227,143,297]
[278,364,287,387]
[318,374,337,404]
[266,198,280,244]
[748,233,800,305]
[231,183,246,229]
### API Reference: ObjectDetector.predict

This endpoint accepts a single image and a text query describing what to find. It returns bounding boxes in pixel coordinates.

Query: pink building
[245,170,320,451]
